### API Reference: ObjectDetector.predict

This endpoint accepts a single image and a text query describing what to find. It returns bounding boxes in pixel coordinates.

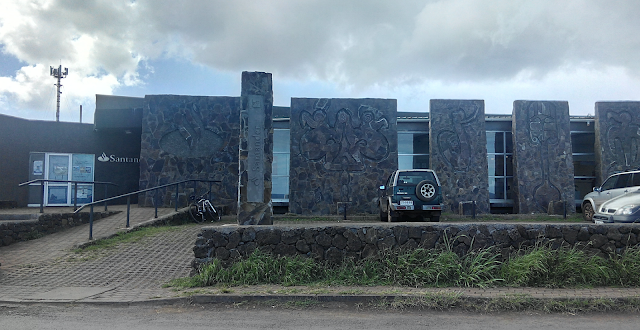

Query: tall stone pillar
[237,72,273,225]
[429,99,490,213]
[512,101,575,214]
[594,102,640,184]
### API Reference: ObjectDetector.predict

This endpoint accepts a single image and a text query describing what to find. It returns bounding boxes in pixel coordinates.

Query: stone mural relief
[435,104,479,172]
[512,101,574,214]
[595,102,640,182]
[290,98,397,215]
[429,100,490,213]
[140,96,240,213]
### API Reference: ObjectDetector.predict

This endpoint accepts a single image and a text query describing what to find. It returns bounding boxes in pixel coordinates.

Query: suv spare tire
[416,180,438,202]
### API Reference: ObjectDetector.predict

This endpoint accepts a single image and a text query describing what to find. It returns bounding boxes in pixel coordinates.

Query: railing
[73,179,220,239]
[18,179,118,213]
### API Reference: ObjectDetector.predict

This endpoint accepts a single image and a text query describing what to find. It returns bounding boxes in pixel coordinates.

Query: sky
[1,0,640,123]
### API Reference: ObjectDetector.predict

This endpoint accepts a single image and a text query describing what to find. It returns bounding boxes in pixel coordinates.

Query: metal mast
[50,65,68,122]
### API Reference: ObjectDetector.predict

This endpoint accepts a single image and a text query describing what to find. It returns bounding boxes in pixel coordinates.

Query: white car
[592,188,640,224]
[582,170,640,222]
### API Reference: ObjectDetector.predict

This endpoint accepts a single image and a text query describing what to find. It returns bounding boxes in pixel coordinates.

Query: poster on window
[72,154,95,182]
[33,160,43,176]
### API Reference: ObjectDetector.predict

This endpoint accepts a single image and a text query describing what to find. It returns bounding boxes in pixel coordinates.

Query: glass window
[71,184,93,204]
[48,186,68,204]
[615,173,631,188]
[486,132,504,153]
[601,176,618,191]
[398,134,413,154]
[571,133,595,154]
[272,129,290,201]
[489,178,506,199]
[398,132,429,170]
[413,133,429,154]
[505,155,513,176]
[633,173,640,187]
[398,155,413,170]
[413,155,429,169]
[271,176,289,200]
[505,132,513,153]
[273,154,289,176]
[273,129,290,153]
[48,155,70,181]
[487,131,513,205]
[72,154,94,182]
[488,155,505,176]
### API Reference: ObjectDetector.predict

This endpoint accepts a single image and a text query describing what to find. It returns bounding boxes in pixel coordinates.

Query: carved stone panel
[429,100,490,213]
[512,100,575,214]
[238,72,273,225]
[290,98,397,215]
[139,95,240,213]
[595,102,640,184]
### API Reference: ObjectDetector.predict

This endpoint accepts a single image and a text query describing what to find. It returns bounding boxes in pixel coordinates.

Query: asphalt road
[1,302,640,330]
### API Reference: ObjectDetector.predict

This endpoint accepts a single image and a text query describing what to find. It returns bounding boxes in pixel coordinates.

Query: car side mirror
[594,187,602,192]
[379,185,385,190]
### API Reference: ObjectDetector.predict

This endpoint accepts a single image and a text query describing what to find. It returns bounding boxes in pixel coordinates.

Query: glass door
[45,154,71,206]
[42,153,95,206]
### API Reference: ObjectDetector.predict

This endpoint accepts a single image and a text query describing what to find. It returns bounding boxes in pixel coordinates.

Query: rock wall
[594,102,640,184]
[289,98,397,215]
[429,100,490,213]
[192,223,640,269]
[139,96,240,214]
[512,101,575,213]
[0,211,117,247]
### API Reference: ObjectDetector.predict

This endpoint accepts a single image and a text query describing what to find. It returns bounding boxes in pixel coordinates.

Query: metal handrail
[73,179,220,240]
[18,179,118,213]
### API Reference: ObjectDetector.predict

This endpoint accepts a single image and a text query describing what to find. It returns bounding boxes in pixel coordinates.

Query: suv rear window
[396,171,436,186]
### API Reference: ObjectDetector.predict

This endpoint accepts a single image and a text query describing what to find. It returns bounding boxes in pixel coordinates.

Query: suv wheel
[416,180,438,202]
[582,201,595,222]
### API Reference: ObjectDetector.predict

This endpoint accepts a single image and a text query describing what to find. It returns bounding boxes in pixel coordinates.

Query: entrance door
[39,153,95,207]
[45,154,71,206]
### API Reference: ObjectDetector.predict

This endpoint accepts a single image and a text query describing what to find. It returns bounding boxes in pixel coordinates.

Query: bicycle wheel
[189,202,204,223]
[203,200,221,222]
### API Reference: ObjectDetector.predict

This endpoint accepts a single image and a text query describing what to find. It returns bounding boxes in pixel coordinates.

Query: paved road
[1,302,640,330]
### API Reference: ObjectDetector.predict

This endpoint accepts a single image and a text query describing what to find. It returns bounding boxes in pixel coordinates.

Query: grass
[169,244,640,290]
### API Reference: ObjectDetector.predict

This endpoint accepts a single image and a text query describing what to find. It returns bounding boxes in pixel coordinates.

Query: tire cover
[416,180,438,202]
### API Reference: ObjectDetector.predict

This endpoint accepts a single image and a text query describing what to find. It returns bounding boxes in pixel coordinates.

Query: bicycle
[189,191,221,223]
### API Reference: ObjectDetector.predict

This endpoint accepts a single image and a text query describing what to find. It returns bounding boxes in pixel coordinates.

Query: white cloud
[1,0,640,119]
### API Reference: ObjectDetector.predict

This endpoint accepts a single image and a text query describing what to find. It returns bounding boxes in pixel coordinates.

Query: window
[272,129,290,201]
[571,131,596,204]
[487,131,514,204]
[398,132,429,169]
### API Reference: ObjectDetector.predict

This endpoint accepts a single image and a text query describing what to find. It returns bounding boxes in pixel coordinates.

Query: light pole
[50,65,68,122]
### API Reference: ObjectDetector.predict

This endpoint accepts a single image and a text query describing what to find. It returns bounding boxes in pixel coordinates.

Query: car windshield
[396,171,436,186]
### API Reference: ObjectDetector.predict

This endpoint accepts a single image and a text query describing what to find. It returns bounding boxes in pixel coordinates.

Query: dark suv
[378,169,443,222]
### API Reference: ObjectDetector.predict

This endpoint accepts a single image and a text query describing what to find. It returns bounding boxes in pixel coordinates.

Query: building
[4,75,638,215]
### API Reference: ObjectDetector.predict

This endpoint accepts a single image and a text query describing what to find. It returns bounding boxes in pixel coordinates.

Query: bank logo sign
[97,152,140,163]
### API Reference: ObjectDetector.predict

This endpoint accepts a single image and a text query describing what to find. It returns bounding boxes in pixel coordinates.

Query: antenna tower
[50,65,68,122]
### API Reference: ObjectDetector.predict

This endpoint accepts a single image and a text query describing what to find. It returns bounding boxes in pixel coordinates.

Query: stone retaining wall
[0,211,118,246]
[193,223,640,269]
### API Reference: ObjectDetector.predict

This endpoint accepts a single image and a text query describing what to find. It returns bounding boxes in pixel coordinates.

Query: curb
[4,293,640,313]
